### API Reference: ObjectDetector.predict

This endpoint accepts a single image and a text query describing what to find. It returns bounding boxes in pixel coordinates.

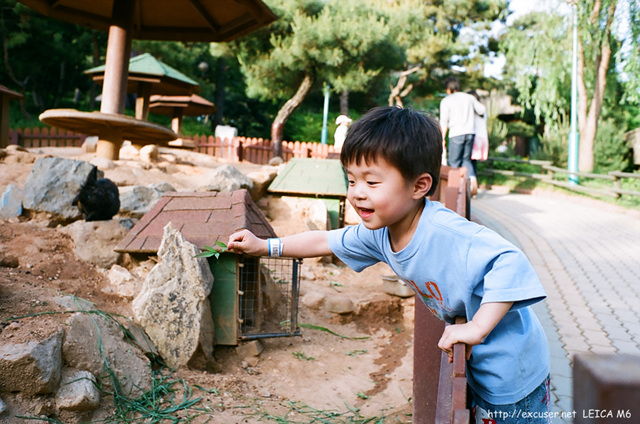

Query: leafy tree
[0,1,105,119]
[379,0,508,107]
[225,0,395,156]
[500,0,638,171]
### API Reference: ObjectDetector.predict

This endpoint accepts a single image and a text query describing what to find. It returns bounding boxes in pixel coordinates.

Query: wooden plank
[413,300,446,424]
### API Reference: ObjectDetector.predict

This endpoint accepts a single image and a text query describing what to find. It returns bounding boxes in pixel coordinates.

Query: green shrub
[594,117,632,173]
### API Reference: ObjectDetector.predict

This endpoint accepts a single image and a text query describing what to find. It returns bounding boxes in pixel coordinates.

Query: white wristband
[267,238,282,257]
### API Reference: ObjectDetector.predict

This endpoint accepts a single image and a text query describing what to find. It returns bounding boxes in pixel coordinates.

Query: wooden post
[413,300,446,423]
[237,140,244,163]
[573,353,640,423]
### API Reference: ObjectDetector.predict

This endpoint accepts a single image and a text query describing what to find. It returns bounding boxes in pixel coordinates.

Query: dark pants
[448,134,476,178]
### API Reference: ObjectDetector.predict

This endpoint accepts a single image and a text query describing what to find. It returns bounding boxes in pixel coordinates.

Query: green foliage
[195,242,228,259]
[593,117,633,173]
[506,121,535,139]
[0,1,107,116]
[500,11,571,124]
[537,114,570,166]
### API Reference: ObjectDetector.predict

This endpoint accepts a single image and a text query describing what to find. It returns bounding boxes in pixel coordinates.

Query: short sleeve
[327,225,385,272]
[467,227,546,309]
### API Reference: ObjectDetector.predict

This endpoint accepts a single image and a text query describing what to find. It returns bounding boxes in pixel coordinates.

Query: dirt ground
[0,147,415,423]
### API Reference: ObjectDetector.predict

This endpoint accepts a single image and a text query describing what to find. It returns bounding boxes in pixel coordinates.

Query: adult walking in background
[440,77,486,195]
[468,89,489,195]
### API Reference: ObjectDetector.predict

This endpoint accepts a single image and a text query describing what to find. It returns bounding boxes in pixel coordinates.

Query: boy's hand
[438,302,514,363]
[227,229,267,257]
[437,321,483,363]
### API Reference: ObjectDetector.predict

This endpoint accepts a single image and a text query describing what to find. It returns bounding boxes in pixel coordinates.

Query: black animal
[72,167,120,221]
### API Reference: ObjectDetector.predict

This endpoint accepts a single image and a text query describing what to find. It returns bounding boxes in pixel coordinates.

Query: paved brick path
[470,188,640,424]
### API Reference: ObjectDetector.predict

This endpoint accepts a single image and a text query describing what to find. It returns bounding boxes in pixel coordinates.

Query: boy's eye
[347,180,355,186]
[367,181,379,186]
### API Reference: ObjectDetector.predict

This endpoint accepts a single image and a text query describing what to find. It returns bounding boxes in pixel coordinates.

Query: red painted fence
[7,129,340,166]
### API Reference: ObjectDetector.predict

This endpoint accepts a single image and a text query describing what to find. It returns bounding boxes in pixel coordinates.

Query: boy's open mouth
[359,207,374,218]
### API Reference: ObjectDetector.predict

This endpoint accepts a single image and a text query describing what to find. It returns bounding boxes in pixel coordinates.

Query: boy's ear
[413,173,433,199]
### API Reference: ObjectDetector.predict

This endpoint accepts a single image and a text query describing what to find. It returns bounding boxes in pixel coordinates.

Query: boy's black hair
[340,106,442,197]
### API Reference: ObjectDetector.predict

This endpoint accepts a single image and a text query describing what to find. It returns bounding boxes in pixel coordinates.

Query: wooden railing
[480,157,640,199]
[414,166,470,424]
[9,127,87,148]
[190,135,341,165]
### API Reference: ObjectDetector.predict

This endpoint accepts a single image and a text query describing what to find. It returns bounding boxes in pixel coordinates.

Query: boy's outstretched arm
[437,301,514,362]
[227,229,332,258]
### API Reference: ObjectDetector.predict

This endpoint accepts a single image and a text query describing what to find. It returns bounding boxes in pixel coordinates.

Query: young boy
[228,106,551,423]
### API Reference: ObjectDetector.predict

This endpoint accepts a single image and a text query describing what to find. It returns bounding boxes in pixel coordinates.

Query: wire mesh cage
[237,257,302,340]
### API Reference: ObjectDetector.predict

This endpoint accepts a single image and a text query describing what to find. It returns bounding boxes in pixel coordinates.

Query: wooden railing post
[237,140,244,163]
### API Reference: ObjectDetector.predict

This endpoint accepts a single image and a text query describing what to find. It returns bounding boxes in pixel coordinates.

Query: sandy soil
[0,147,415,423]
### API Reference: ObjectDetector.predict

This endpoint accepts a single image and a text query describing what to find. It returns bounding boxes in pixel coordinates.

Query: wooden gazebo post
[97,0,134,160]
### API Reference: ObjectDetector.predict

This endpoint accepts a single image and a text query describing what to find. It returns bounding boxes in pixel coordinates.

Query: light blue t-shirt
[327,200,550,405]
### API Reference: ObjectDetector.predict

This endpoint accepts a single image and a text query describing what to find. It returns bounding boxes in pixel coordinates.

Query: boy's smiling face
[345,156,431,248]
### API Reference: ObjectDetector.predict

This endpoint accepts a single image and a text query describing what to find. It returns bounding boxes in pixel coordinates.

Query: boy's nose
[350,184,366,200]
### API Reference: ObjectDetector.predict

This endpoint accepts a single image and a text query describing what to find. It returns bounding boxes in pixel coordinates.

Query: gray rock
[119,182,175,218]
[132,222,215,370]
[0,184,24,219]
[55,370,100,412]
[246,167,278,201]
[63,219,129,269]
[0,329,64,395]
[23,157,95,220]
[62,311,152,397]
[198,164,253,192]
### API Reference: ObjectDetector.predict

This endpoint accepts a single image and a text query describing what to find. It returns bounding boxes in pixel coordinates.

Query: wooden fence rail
[189,135,340,165]
[480,157,640,199]
[9,127,87,148]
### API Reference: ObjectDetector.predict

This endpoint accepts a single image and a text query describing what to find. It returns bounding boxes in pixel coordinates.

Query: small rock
[0,254,19,268]
[55,370,100,412]
[382,275,415,298]
[90,156,116,170]
[0,184,24,219]
[301,292,325,310]
[325,295,354,314]
[140,145,158,163]
[237,340,264,359]
[244,356,259,367]
[81,136,98,153]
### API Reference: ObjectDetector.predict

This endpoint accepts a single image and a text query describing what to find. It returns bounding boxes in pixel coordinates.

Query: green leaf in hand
[195,241,228,259]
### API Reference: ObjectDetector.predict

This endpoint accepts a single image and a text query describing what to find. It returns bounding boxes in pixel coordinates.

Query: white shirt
[440,92,486,138]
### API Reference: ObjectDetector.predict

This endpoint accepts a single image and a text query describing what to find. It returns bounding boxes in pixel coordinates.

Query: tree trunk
[271,73,314,158]
[576,0,616,172]
[212,57,226,130]
[89,33,101,110]
[388,66,420,107]
[339,90,349,116]
[2,30,31,120]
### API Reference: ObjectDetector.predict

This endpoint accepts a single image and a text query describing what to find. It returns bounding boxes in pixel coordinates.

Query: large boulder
[62,311,152,397]
[23,157,95,221]
[132,222,215,370]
